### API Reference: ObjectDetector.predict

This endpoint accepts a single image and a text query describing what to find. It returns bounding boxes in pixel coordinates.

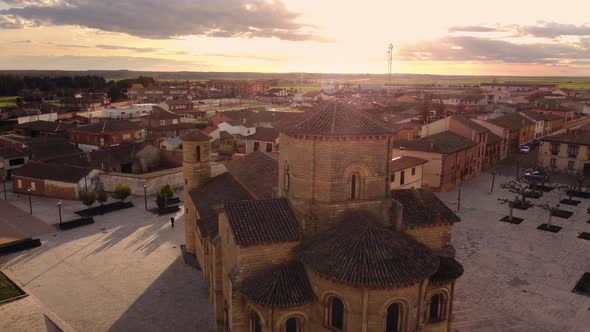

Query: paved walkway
[0,193,215,332]
[439,173,590,332]
[0,200,53,245]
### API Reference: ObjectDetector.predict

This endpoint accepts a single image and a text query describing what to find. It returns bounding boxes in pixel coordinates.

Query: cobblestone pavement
[438,173,590,332]
[0,192,215,332]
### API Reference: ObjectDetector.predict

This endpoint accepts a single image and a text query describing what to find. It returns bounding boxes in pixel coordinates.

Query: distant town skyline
[1,0,590,75]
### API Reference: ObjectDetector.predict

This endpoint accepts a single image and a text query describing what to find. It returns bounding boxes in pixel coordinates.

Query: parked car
[519,145,531,153]
[532,139,540,147]
[524,170,549,181]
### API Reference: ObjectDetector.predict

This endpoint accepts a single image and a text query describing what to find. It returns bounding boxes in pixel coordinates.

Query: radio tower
[387,43,394,85]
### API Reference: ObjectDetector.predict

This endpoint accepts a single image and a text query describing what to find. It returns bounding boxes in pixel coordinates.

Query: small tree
[498,196,519,221]
[500,177,534,207]
[96,189,108,205]
[572,171,590,194]
[80,190,97,208]
[156,184,174,208]
[536,202,561,228]
[112,183,131,202]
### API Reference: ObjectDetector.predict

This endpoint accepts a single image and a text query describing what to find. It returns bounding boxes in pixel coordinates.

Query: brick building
[141,106,195,139]
[67,119,146,151]
[182,101,463,332]
[538,126,590,175]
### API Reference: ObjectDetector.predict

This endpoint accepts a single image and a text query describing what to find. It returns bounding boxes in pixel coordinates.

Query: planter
[75,201,134,217]
[529,184,554,192]
[578,232,590,241]
[0,238,41,255]
[59,217,94,230]
[572,272,590,296]
[499,216,524,224]
[567,190,590,198]
[537,224,562,233]
[525,191,543,199]
[560,199,581,206]
[513,201,532,210]
[158,205,180,215]
[551,209,573,219]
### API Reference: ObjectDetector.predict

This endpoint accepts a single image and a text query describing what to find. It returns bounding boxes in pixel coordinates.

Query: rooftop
[391,189,461,227]
[245,127,279,142]
[452,115,489,133]
[12,161,90,183]
[14,120,70,133]
[181,129,211,142]
[541,129,590,145]
[69,119,143,134]
[224,198,302,247]
[487,113,535,131]
[394,131,477,154]
[225,151,278,200]
[277,101,398,136]
[390,156,428,172]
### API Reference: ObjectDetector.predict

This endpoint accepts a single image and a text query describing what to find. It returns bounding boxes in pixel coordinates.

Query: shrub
[156,184,174,208]
[96,190,108,205]
[80,190,97,207]
[112,183,131,201]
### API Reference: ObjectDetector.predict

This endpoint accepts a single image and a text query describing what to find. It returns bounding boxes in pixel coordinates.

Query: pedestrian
[170,216,175,228]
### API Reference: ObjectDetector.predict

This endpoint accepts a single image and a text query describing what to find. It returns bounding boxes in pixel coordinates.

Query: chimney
[391,199,404,231]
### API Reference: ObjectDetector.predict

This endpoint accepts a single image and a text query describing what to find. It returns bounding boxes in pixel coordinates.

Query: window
[284,317,300,332]
[123,133,131,140]
[568,145,580,159]
[9,158,25,166]
[411,167,416,176]
[550,143,560,155]
[160,120,166,126]
[390,173,395,183]
[196,145,201,162]
[266,142,273,152]
[254,141,260,152]
[284,163,290,192]
[429,294,444,322]
[550,158,557,168]
[328,297,345,330]
[568,160,575,170]
[400,170,405,185]
[17,179,22,188]
[250,311,262,332]
[30,182,35,191]
[385,303,402,332]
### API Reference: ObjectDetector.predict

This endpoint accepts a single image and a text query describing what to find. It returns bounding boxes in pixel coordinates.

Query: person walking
[170,216,175,228]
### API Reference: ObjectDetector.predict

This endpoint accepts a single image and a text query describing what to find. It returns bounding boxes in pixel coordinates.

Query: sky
[1,0,590,75]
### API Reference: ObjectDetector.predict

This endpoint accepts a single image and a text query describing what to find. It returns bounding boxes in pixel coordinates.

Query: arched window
[385,303,402,332]
[250,311,262,332]
[350,172,362,200]
[196,145,201,162]
[284,162,291,192]
[329,296,345,330]
[284,317,301,332]
[428,293,444,322]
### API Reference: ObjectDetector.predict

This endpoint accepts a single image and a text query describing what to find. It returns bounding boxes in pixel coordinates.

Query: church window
[284,162,291,192]
[386,303,403,332]
[250,311,262,332]
[196,145,201,162]
[284,317,301,332]
[328,296,345,330]
[428,293,445,322]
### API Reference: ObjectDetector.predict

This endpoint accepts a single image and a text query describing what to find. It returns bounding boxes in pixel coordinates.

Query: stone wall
[98,167,183,195]
[405,224,452,251]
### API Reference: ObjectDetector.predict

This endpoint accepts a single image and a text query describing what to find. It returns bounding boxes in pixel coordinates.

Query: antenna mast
[387,43,394,85]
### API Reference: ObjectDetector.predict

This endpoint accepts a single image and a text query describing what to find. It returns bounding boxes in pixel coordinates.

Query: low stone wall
[99,167,183,195]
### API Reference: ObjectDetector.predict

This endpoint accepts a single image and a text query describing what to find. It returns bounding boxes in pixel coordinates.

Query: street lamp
[27,188,32,214]
[58,200,62,226]
[1,176,6,200]
[143,183,147,210]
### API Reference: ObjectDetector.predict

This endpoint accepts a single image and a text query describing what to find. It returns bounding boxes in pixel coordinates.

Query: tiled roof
[148,106,179,120]
[540,129,590,145]
[240,261,317,307]
[165,99,193,106]
[219,131,234,140]
[226,151,278,200]
[181,129,211,141]
[225,198,302,247]
[394,131,476,154]
[391,189,460,227]
[190,173,254,238]
[429,256,464,284]
[69,119,143,134]
[246,127,278,142]
[390,156,428,172]
[0,147,27,159]
[202,126,218,134]
[147,123,195,132]
[452,115,489,133]
[486,132,503,145]
[14,120,70,132]
[487,113,535,131]
[27,137,82,161]
[12,161,90,183]
[297,211,439,288]
[277,101,398,136]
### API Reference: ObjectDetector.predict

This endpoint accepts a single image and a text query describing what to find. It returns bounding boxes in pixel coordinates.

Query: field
[0,96,18,107]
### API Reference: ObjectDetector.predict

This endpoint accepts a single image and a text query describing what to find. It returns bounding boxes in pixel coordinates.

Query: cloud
[48,42,89,48]
[95,44,161,53]
[0,55,209,71]
[398,36,590,64]
[0,0,320,41]
[448,25,500,33]
[519,21,590,38]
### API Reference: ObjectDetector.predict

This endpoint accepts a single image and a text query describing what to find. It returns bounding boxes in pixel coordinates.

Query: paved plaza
[0,190,215,332]
[440,172,590,332]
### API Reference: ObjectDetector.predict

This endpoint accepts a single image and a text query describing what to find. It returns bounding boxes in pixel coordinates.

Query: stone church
[182,101,463,332]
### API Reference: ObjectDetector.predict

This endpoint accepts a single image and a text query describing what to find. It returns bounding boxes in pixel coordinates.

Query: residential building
[390,156,427,190]
[539,127,590,175]
[0,147,28,179]
[13,120,70,138]
[182,101,463,332]
[393,131,478,191]
[68,119,146,151]
[243,127,279,154]
[535,104,576,123]
[142,106,195,139]
[484,113,535,151]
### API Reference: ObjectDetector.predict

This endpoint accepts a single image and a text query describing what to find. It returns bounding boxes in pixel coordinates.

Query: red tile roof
[391,189,460,227]
[390,156,428,172]
[181,129,211,141]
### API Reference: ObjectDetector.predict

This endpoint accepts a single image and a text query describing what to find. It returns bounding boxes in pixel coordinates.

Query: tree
[80,190,97,208]
[419,93,432,124]
[156,184,174,208]
[536,202,561,228]
[498,196,519,221]
[435,99,445,118]
[572,171,590,194]
[112,183,131,201]
[500,177,535,208]
[96,189,108,205]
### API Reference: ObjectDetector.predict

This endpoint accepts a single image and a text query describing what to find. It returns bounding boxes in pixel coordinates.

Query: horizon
[2,1,590,75]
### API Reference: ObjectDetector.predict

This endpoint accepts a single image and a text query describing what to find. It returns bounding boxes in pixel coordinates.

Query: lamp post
[58,200,62,226]
[27,188,32,214]
[2,176,6,200]
[143,183,147,210]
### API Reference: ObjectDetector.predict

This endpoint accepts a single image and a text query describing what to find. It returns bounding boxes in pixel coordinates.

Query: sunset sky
[1,0,590,75]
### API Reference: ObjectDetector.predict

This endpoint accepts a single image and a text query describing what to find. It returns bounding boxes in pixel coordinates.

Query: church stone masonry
[182,101,463,332]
